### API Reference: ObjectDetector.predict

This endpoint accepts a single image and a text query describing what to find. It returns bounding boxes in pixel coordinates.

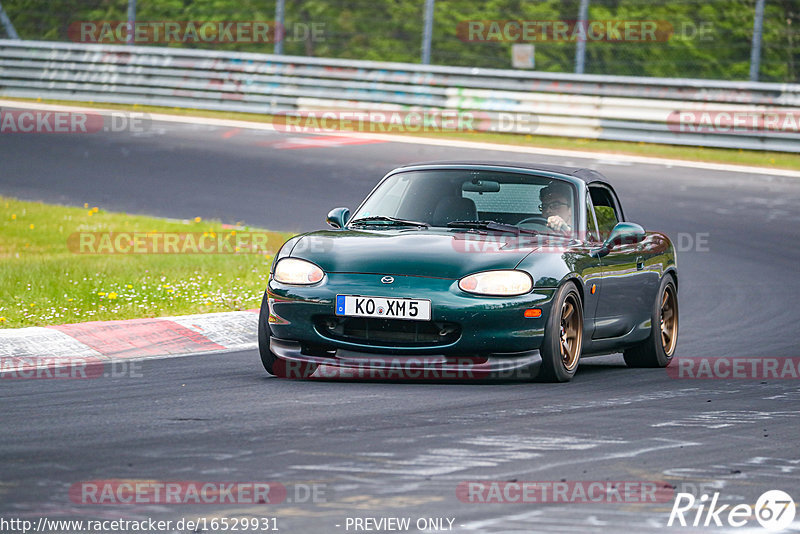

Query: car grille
[314,316,461,347]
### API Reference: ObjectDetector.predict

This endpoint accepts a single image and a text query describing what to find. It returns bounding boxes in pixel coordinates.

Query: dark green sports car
[259,162,678,382]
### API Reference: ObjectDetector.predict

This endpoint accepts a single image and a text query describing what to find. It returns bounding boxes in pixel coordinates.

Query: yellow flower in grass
[108,292,117,299]
[0,317,6,323]
[11,214,16,220]
[126,284,133,289]
[29,224,35,229]
[98,292,105,296]
[194,216,202,223]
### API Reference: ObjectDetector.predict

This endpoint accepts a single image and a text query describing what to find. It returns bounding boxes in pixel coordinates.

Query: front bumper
[270,337,542,381]
[267,272,556,355]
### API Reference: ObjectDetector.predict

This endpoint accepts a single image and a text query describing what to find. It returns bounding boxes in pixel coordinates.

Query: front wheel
[258,292,318,378]
[258,292,279,375]
[538,282,584,382]
[623,275,678,368]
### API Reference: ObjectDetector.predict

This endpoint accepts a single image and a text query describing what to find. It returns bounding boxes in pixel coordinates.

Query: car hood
[288,229,547,279]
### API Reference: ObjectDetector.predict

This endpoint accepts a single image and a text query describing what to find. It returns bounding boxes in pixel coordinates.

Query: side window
[585,193,600,242]
[589,186,621,239]
[594,206,619,239]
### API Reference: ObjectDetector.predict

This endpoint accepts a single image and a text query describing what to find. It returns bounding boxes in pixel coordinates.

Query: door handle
[636,256,645,270]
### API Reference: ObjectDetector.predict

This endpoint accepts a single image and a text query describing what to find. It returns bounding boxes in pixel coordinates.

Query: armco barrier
[1,39,800,152]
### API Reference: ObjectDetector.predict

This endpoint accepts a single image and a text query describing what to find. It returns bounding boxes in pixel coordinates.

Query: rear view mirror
[462,180,500,193]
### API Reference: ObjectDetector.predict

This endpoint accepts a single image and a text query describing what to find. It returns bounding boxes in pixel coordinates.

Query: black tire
[538,282,584,382]
[623,275,678,368]
[258,292,279,375]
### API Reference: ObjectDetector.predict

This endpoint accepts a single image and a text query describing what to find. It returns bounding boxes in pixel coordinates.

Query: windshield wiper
[349,215,429,228]
[446,220,538,236]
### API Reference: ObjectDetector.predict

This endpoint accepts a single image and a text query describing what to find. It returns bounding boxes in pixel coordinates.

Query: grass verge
[0,196,291,328]
[5,97,800,171]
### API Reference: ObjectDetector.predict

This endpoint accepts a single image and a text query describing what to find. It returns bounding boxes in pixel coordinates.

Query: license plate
[335,295,431,321]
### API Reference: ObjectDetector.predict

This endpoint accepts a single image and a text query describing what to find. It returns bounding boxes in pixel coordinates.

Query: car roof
[394,161,610,184]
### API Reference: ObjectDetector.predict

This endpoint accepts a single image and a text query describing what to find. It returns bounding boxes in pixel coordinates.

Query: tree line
[3,0,798,82]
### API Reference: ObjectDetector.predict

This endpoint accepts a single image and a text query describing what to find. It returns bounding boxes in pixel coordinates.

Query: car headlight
[273,258,325,285]
[458,270,532,296]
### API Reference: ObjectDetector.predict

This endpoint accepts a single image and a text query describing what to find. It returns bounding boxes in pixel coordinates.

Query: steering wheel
[516,215,548,225]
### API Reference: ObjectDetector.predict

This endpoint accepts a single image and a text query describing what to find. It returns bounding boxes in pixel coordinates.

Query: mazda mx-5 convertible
[259,162,678,382]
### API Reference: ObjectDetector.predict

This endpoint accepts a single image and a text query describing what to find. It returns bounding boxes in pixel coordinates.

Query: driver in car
[539,182,574,235]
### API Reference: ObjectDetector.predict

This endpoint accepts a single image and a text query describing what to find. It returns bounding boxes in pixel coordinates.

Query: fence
[1,39,800,152]
[1,0,799,83]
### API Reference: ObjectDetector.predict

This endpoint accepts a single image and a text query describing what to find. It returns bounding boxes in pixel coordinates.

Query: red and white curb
[0,310,258,373]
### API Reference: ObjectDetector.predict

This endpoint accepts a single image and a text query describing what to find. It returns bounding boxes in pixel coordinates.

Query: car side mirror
[326,207,350,229]
[591,222,645,258]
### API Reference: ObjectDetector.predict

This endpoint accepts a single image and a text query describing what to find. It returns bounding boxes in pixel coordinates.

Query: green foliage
[2,0,797,81]
[0,196,291,328]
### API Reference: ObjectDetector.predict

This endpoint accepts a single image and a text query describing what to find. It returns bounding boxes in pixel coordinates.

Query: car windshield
[350,169,577,236]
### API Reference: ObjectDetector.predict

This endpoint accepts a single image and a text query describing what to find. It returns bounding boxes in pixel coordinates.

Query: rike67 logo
[668,490,795,530]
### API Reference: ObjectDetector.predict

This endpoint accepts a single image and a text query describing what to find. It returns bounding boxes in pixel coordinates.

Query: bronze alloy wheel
[623,277,678,369]
[560,293,583,372]
[660,284,678,356]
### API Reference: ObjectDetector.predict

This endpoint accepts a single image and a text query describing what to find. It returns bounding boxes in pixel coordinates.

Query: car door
[579,191,604,341]
[589,185,650,339]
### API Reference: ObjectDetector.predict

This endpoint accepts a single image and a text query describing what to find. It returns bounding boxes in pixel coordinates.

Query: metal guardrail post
[749,0,765,82]
[421,0,435,65]
[575,0,589,74]
[0,1,20,40]
[126,0,136,46]
[422,0,436,65]
[274,0,285,55]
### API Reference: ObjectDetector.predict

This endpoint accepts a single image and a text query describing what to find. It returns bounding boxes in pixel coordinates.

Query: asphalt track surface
[1,110,800,532]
